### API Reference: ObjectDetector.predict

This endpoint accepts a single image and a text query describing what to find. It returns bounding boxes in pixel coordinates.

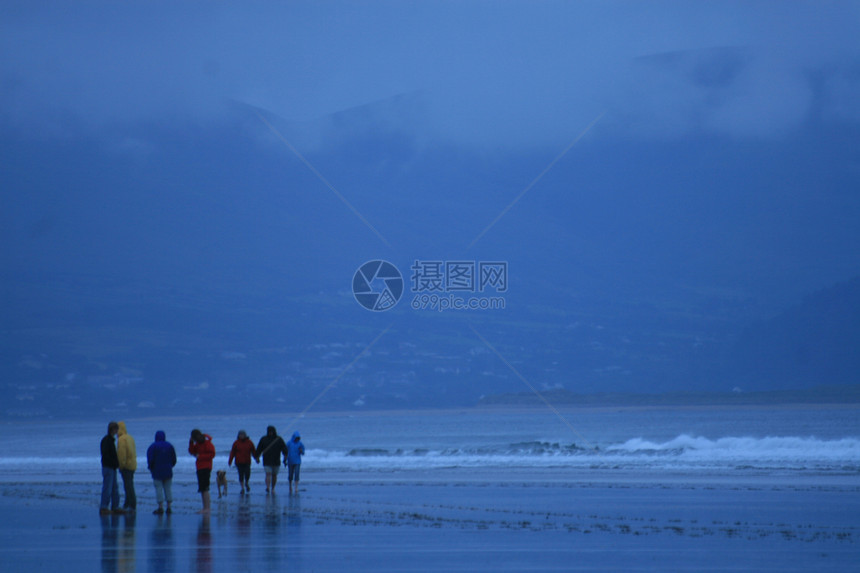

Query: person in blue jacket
[146,430,177,515]
[285,431,305,494]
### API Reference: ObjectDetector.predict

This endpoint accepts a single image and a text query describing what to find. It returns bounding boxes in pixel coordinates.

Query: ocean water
[2,406,859,572]
[1,406,858,482]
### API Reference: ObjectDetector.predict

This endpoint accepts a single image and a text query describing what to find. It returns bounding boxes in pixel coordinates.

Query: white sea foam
[1,435,858,479]
[299,435,860,473]
[2,407,859,480]
[609,434,860,459]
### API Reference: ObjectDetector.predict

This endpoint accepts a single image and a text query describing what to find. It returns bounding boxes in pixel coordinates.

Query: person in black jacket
[256,425,288,494]
[100,421,121,515]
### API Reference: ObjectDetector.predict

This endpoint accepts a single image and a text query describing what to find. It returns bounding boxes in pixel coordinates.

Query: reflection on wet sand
[288,494,302,528]
[100,513,136,573]
[194,515,212,573]
[100,514,118,573]
[261,494,281,566]
[287,494,303,570]
[98,491,306,572]
[234,494,252,569]
[119,513,136,573]
[148,515,174,573]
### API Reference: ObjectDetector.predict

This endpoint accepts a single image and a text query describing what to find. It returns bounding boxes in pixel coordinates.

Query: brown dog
[216,470,228,498]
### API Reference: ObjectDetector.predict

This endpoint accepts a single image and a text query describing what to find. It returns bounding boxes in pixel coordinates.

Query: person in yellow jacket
[116,421,137,513]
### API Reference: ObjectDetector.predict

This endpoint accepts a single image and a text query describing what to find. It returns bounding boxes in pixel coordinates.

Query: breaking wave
[607,435,860,460]
[309,435,860,473]
[1,435,858,479]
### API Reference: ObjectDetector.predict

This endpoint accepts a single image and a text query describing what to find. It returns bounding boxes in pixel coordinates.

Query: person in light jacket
[116,421,137,513]
[285,431,305,494]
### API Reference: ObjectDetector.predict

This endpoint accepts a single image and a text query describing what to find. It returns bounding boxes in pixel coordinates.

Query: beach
[2,469,858,572]
[1,406,858,571]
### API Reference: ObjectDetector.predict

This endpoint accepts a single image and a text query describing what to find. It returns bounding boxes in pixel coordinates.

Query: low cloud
[1,2,858,148]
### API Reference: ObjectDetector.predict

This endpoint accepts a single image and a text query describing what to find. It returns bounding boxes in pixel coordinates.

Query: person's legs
[288,463,294,493]
[120,469,136,510]
[197,469,211,513]
[264,466,272,492]
[288,463,301,493]
[129,470,136,509]
[153,479,165,511]
[100,467,115,511]
[110,469,120,510]
[164,478,173,513]
[120,469,129,508]
[236,463,250,491]
[270,464,279,492]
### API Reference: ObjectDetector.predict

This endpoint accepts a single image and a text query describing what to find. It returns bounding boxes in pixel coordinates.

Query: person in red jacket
[228,429,259,494]
[188,428,215,513]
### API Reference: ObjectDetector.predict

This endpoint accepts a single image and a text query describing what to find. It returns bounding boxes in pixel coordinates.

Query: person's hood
[291,431,301,441]
[117,421,127,437]
[155,430,166,442]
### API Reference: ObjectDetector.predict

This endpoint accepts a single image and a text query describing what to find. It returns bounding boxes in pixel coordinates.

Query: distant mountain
[3,107,859,418]
[727,276,860,389]
[4,273,859,419]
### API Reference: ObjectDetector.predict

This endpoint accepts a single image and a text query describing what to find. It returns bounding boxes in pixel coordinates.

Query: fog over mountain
[2,3,859,418]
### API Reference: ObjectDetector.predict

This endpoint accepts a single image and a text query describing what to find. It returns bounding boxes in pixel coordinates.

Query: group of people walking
[100,422,305,515]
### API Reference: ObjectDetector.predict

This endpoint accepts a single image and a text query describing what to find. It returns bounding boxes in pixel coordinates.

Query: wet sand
[2,470,858,571]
